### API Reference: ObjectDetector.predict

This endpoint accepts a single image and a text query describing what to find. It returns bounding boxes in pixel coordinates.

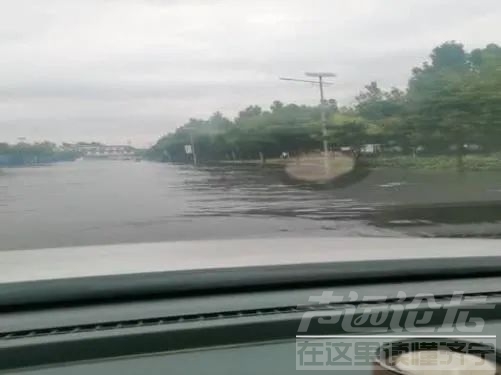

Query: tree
[270,100,284,113]
[329,112,371,158]
[237,105,262,120]
[407,41,485,169]
[148,41,501,170]
[356,82,405,122]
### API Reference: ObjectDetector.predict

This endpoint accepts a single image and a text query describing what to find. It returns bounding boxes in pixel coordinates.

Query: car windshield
[1,0,501,254]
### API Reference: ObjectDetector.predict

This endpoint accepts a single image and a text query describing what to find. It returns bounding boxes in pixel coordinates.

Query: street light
[280,72,336,175]
[305,72,336,77]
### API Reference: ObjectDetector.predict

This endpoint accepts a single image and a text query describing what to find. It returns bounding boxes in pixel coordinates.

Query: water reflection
[183,164,501,238]
[369,201,501,238]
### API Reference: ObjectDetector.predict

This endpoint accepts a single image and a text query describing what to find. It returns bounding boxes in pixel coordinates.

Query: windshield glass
[1,0,501,252]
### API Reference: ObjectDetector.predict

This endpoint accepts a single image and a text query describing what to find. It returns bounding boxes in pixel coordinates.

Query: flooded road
[2,160,501,250]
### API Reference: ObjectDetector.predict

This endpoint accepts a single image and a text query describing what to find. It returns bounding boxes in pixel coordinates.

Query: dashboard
[2,275,501,374]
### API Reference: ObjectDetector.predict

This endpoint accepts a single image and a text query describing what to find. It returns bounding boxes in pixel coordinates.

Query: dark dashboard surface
[3,276,501,332]
[11,330,501,375]
[2,275,501,374]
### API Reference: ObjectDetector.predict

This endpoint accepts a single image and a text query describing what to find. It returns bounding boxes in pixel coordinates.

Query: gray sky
[1,0,500,147]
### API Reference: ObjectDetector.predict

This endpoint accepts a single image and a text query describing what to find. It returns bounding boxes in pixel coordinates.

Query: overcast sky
[1,0,500,146]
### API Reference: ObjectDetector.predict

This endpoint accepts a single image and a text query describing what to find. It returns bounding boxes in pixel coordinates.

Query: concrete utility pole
[280,72,336,175]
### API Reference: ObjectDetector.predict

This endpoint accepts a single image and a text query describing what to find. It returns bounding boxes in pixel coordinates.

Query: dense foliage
[0,142,79,166]
[149,42,501,169]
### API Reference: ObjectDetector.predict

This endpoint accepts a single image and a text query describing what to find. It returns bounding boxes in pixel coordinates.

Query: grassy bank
[220,154,501,172]
[219,158,288,166]
[218,154,355,182]
[364,154,501,171]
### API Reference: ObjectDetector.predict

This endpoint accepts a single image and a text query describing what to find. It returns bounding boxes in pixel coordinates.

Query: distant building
[62,143,136,159]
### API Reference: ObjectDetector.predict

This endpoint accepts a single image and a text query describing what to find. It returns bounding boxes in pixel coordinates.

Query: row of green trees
[148,42,501,169]
[0,142,79,166]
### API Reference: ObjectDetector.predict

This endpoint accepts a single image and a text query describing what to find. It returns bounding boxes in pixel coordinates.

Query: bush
[365,154,501,171]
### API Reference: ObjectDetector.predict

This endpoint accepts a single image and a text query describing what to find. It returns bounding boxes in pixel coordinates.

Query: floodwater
[2,160,501,250]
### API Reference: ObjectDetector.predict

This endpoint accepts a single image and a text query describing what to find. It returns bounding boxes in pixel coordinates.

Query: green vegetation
[0,142,79,166]
[364,154,501,171]
[148,41,501,171]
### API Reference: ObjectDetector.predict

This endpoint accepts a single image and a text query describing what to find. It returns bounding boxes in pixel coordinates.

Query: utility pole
[280,72,336,175]
[189,131,197,166]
